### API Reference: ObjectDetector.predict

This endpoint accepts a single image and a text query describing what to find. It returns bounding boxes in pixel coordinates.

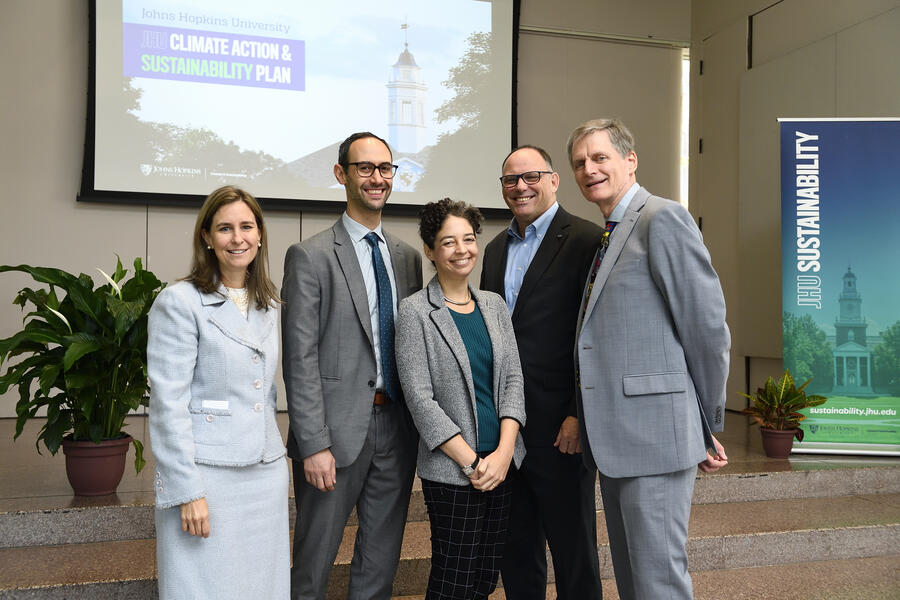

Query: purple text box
[123,23,305,91]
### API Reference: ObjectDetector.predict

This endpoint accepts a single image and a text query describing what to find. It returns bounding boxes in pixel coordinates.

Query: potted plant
[0,257,165,495]
[740,369,827,458]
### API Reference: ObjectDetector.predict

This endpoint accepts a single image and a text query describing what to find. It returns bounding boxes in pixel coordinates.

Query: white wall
[517,0,689,223]
[0,0,690,416]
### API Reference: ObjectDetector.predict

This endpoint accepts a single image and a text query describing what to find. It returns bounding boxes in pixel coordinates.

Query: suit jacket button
[205,414,214,423]
[368,380,375,388]
[253,379,262,389]
[254,402,263,412]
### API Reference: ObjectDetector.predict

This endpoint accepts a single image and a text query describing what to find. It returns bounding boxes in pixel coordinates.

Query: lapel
[332,220,375,348]
[512,208,570,323]
[426,277,477,410]
[482,231,509,294]
[384,230,408,299]
[581,188,649,328]
[203,285,275,353]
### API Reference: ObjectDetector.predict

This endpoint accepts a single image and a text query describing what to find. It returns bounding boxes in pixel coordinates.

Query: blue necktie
[364,232,400,403]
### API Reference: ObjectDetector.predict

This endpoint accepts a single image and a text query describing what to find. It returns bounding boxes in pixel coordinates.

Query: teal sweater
[449,304,500,452]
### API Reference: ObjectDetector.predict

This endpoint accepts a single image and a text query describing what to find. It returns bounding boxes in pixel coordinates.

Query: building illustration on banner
[831,266,877,396]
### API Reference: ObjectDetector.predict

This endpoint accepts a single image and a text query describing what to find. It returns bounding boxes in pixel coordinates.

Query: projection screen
[81,0,516,211]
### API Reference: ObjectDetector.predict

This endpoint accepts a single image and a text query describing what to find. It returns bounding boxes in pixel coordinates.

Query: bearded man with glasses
[282,131,423,599]
[480,145,604,599]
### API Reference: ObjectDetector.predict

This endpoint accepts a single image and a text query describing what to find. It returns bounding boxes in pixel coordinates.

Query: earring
[258,241,262,247]
[206,245,212,250]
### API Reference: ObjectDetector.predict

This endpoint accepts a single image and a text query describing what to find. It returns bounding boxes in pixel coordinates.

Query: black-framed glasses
[499,170,552,188]
[348,161,399,178]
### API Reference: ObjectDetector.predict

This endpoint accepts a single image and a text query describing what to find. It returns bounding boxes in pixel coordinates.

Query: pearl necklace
[225,286,250,317]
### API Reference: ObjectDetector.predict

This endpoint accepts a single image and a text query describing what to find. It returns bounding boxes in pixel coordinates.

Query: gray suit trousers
[598,465,697,600]
[291,402,416,600]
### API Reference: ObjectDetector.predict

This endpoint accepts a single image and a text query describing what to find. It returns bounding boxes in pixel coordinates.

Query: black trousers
[421,476,512,600]
[500,448,602,599]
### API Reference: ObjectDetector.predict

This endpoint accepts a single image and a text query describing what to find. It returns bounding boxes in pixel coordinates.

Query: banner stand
[780,118,900,456]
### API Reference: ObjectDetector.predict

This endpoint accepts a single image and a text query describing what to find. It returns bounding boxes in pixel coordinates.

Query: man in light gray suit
[282,132,423,599]
[567,118,730,600]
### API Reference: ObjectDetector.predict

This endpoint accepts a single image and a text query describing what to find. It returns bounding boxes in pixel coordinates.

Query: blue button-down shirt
[607,182,640,225]
[341,212,398,390]
[503,202,560,312]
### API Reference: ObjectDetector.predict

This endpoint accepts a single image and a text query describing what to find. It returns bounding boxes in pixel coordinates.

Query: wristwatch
[460,455,480,477]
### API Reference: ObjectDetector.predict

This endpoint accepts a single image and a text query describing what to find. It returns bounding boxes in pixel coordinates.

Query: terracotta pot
[759,428,797,459]
[61,435,132,496]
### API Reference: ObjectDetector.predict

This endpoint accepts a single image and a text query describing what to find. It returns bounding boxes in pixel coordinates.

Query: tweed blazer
[148,281,285,509]
[576,188,731,479]
[396,276,526,486]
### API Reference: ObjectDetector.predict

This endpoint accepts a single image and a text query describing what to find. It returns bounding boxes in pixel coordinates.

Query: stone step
[3,493,898,599]
[395,555,900,600]
[4,554,897,600]
[3,414,899,599]
[690,460,900,504]
[4,461,899,549]
[0,538,157,600]
[331,492,900,597]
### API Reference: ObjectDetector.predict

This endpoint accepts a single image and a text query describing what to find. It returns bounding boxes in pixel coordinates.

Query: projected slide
[88,0,514,209]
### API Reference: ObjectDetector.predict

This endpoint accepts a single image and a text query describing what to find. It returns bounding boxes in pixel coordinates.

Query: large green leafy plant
[740,369,827,441]
[0,257,165,472]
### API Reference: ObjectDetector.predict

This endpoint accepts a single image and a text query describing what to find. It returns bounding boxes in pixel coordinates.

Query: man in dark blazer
[480,145,603,599]
[282,132,423,599]
[568,118,729,599]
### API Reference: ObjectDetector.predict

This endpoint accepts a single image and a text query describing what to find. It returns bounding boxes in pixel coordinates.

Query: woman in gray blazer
[148,186,288,599]
[396,198,526,600]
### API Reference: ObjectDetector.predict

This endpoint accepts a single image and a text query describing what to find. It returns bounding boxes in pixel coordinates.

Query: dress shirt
[503,201,560,312]
[607,182,640,225]
[341,212,398,390]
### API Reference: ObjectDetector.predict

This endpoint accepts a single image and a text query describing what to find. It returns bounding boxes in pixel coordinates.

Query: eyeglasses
[499,170,552,188]
[347,161,399,178]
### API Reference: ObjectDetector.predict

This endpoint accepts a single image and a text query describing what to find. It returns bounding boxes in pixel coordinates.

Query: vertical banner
[780,118,900,455]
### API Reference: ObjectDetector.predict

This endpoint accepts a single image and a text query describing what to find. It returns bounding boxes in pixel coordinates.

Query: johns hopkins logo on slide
[139,163,202,178]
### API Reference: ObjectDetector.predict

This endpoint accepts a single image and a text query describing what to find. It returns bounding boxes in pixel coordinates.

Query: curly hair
[418,198,484,252]
[184,185,280,310]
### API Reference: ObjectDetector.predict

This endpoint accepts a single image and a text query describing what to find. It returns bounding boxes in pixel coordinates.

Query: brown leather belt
[373,391,390,406]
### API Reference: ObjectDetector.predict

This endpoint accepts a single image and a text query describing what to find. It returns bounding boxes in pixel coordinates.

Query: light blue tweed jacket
[396,276,526,486]
[148,281,285,509]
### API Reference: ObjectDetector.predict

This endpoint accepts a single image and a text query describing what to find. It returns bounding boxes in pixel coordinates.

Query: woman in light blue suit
[396,199,526,600]
[148,186,288,599]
